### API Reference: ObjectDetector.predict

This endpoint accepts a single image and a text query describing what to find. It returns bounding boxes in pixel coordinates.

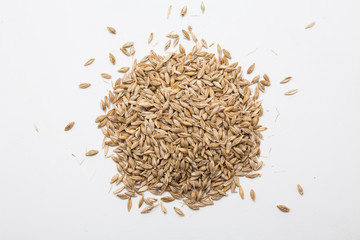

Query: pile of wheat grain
[94,42,270,211]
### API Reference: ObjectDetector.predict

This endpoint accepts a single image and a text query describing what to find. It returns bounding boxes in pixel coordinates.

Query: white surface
[1,0,360,239]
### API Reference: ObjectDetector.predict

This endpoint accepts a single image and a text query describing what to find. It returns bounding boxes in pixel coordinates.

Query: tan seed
[84,58,95,66]
[109,53,116,65]
[280,76,292,84]
[34,124,39,133]
[118,67,130,73]
[127,198,132,212]
[297,184,304,195]
[247,63,255,74]
[305,21,316,29]
[79,83,91,89]
[101,73,112,79]
[107,26,116,34]
[160,202,167,214]
[223,49,232,59]
[120,47,130,56]
[181,6,187,16]
[174,207,185,216]
[138,195,144,208]
[239,185,244,199]
[201,1,205,13]
[164,40,171,51]
[284,89,298,95]
[190,32,198,43]
[141,204,159,214]
[110,173,119,184]
[251,75,260,85]
[263,73,270,82]
[148,32,153,44]
[85,150,98,156]
[250,189,255,201]
[113,186,125,194]
[277,205,290,212]
[182,29,190,40]
[122,41,134,48]
[173,38,179,47]
[160,196,175,202]
[167,5,172,19]
[64,121,75,131]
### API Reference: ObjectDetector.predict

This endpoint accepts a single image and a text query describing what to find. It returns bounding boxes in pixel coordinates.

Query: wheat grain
[182,29,190,40]
[118,67,130,73]
[109,53,116,65]
[101,73,112,79]
[181,6,187,16]
[305,21,316,29]
[79,83,91,89]
[122,41,134,48]
[280,76,292,84]
[120,47,130,56]
[239,186,244,199]
[250,189,255,201]
[201,2,205,13]
[107,26,116,34]
[174,207,185,216]
[277,205,290,212]
[284,89,298,95]
[160,202,167,214]
[167,5,172,19]
[34,124,39,133]
[148,32,153,44]
[297,184,304,195]
[84,58,95,66]
[110,173,119,184]
[85,150,98,156]
[127,198,132,212]
[64,121,75,131]
[140,204,159,214]
[164,40,171,51]
[247,63,255,74]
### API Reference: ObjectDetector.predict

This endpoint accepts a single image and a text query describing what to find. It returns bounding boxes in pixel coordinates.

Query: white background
[1,0,360,239]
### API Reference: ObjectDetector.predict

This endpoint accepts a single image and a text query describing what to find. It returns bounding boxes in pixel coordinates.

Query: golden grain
[277,205,290,212]
[101,73,112,79]
[201,2,205,13]
[167,5,172,19]
[160,202,167,214]
[120,47,130,56]
[127,198,132,212]
[297,184,304,195]
[164,40,171,51]
[110,173,119,184]
[109,53,116,65]
[247,63,255,74]
[181,6,187,16]
[280,76,292,84]
[85,150,98,156]
[182,29,190,40]
[84,58,95,66]
[122,41,134,48]
[148,32,153,44]
[118,67,130,73]
[107,26,116,34]
[239,185,244,199]
[174,207,185,216]
[305,21,316,29]
[64,121,75,131]
[284,89,298,95]
[79,83,91,89]
[250,189,255,201]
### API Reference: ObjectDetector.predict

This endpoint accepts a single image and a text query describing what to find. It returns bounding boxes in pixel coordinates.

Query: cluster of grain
[95,42,270,210]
